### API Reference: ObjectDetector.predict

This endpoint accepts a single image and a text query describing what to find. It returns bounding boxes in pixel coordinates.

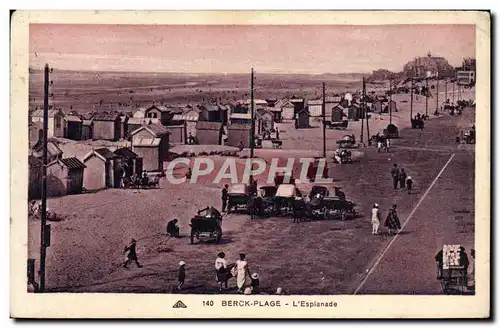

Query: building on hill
[403,51,455,79]
[31,108,65,138]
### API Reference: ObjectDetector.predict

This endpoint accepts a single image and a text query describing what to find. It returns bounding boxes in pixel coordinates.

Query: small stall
[439,244,469,294]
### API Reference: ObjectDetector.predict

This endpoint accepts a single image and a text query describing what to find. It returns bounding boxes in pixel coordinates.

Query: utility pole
[360,80,364,144]
[452,81,455,105]
[250,68,255,159]
[445,79,448,103]
[389,78,392,125]
[364,78,370,140]
[425,77,429,116]
[40,64,50,292]
[322,82,326,158]
[410,77,414,121]
[436,78,439,113]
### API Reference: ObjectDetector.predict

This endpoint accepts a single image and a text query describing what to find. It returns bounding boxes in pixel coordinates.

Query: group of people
[371,203,402,235]
[214,252,260,294]
[390,164,413,194]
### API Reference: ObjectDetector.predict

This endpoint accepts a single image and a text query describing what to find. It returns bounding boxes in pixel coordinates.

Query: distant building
[91,112,121,141]
[130,124,170,172]
[82,148,121,191]
[384,100,398,113]
[403,51,455,79]
[456,70,475,86]
[81,119,93,140]
[331,105,345,122]
[172,107,200,139]
[46,157,86,196]
[275,99,294,121]
[229,112,252,125]
[227,123,252,148]
[195,121,224,145]
[31,108,65,138]
[198,104,228,123]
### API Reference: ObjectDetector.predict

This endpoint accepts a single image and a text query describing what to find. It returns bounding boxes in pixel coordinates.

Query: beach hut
[46,157,86,196]
[81,119,94,140]
[227,123,252,148]
[165,125,186,144]
[30,108,65,138]
[130,123,170,172]
[82,148,120,191]
[64,115,83,140]
[276,99,295,121]
[296,108,310,129]
[307,99,323,117]
[372,99,384,114]
[28,155,43,200]
[172,107,200,140]
[144,104,174,125]
[32,140,63,164]
[331,105,345,122]
[91,112,121,141]
[348,103,363,120]
[256,109,274,134]
[114,147,142,178]
[195,121,224,145]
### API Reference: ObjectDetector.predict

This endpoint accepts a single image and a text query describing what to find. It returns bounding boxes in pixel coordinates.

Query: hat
[374,203,379,208]
[179,261,186,266]
[131,238,137,243]
[243,287,253,295]
[276,287,283,295]
[251,273,259,279]
[407,176,412,180]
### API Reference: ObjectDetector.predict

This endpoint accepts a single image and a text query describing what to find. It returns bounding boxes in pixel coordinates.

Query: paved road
[353,113,475,294]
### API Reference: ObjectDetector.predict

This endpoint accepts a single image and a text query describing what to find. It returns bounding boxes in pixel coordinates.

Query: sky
[29,24,476,74]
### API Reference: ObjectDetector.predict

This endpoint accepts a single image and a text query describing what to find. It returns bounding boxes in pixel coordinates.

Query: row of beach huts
[28,94,398,199]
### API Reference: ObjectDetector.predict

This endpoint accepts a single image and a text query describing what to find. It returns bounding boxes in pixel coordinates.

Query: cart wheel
[341,210,348,221]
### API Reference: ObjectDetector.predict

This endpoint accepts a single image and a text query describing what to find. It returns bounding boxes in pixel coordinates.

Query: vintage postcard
[10,10,490,318]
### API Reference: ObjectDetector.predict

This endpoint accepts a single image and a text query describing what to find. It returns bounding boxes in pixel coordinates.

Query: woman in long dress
[235,253,251,293]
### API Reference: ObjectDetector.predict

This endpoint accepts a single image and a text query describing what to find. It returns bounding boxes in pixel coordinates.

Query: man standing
[123,239,142,268]
[221,184,229,212]
[390,164,400,190]
[371,203,381,235]
[399,168,407,189]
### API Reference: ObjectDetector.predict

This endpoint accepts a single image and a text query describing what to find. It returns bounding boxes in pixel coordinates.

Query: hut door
[105,162,111,188]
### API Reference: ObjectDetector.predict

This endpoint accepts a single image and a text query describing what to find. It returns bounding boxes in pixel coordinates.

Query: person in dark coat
[384,204,401,235]
[166,219,180,237]
[390,164,400,190]
[399,168,407,189]
[406,176,413,194]
[435,249,444,279]
[123,239,142,268]
[178,261,186,290]
[221,184,229,212]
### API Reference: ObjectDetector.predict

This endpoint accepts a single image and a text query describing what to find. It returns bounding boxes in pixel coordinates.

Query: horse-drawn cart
[122,174,161,189]
[336,135,357,149]
[227,184,251,213]
[189,206,223,244]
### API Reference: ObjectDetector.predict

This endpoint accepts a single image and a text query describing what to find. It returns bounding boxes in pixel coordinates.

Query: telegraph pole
[452,81,455,105]
[410,77,414,121]
[445,79,448,103]
[322,82,326,158]
[250,68,255,158]
[360,80,364,144]
[40,64,50,292]
[436,78,439,113]
[425,77,429,116]
[364,78,370,140]
[389,78,392,125]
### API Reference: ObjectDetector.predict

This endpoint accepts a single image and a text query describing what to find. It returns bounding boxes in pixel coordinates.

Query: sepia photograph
[10,10,490,318]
